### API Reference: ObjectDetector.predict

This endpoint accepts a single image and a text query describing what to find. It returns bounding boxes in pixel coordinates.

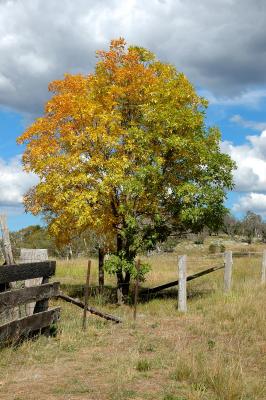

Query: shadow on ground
[59,282,214,306]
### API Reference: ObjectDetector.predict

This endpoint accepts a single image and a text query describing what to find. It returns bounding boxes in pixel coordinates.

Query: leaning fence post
[178,255,187,312]
[224,251,233,292]
[261,250,266,284]
[0,214,15,265]
[0,214,19,321]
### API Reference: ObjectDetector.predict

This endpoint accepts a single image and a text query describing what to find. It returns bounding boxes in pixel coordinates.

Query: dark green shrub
[136,359,151,372]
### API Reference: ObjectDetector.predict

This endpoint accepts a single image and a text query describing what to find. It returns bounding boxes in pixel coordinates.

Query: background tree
[241,211,262,243]
[223,213,239,238]
[18,38,235,298]
[8,225,101,259]
[261,222,266,243]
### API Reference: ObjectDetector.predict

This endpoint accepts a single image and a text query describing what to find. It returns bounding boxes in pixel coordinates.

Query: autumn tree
[18,38,235,297]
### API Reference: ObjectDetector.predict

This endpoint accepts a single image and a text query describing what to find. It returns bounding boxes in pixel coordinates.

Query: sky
[1,0,266,230]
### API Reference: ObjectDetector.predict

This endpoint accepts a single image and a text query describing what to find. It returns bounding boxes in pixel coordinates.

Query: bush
[136,359,151,372]
[209,243,218,254]
[220,244,226,252]
[209,242,225,254]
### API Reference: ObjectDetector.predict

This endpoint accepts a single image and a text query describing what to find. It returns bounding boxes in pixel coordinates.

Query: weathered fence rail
[0,261,60,345]
[0,308,60,344]
[0,261,56,284]
[142,264,224,296]
[58,292,122,324]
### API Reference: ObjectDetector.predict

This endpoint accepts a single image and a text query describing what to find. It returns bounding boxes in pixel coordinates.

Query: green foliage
[159,236,179,252]
[220,244,226,252]
[136,359,151,372]
[207,339,216,350]
[104,254,150,281]
[10,225,57,258]
[9,225,104,259]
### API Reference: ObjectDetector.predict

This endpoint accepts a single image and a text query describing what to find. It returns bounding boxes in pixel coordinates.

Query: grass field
[0,241,265,400]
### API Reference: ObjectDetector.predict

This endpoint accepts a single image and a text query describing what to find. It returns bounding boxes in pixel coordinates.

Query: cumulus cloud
[223,128,266,215]
[0,0,266,115]
[230,114,266,131]
[221,131,266,192]
[0,156,38,211]
[200,89,266,108]
[233,193,266,216]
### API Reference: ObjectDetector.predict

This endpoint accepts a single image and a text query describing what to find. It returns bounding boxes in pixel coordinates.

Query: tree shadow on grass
[139,286,215,303]
[59,282,215,307]
[60,283,118,304]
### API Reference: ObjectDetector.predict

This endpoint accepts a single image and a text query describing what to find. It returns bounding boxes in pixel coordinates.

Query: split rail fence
[0,261,60,345]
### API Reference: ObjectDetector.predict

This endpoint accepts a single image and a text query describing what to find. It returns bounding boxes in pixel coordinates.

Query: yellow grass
[0,242,265,400]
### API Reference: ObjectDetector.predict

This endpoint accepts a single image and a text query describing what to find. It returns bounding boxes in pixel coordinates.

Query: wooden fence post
[82,260,91,330]
[178,255,187,312]
[0,214,18,321]
[261,250,266,284]
[98,247,105,292]
[0,214,14,265]
[224,251,233,292]
[20,248,48,316]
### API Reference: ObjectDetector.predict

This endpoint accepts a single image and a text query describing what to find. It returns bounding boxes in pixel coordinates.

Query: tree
[223,213,238,238]
[18,38,235,297]
[9,224,109,260]
[242,211,262,243]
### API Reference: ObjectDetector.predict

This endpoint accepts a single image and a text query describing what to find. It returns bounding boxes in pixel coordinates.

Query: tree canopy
[18,38,235,293]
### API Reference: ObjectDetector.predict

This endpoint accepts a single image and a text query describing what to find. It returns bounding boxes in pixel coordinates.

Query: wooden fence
[0,261,60,345]
[176,250,266,313]
[141,250,266,316]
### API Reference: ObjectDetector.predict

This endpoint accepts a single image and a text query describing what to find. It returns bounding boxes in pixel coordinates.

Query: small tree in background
[242,211,262,243]
[223,213,239,238]
[18,38,235,298]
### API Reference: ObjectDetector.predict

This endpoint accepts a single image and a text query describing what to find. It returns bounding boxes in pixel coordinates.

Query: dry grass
[0,240,265,400]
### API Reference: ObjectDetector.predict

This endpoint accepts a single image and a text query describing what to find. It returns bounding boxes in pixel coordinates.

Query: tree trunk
[116,271,124,305]
[117,233,123,254]
[123,271,131,296]
[115,233,132,303]
[68,245,73,260]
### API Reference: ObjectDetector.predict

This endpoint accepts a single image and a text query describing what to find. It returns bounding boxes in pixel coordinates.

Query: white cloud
[200,89,266,108]
[222,129,266,217]
[0,156,38,210]
[230,114,266,131]
[233,193,266,216]
[0,0,266,115]
[221,131,266,193]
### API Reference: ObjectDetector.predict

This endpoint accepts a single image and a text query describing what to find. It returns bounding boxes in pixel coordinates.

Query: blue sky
[1,0,266,231]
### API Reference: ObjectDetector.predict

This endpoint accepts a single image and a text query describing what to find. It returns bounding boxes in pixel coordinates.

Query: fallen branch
[142,264,225,295]
[57,292,122,324]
